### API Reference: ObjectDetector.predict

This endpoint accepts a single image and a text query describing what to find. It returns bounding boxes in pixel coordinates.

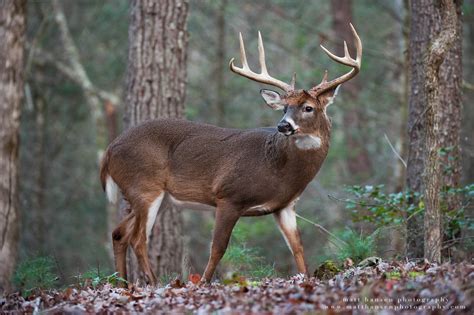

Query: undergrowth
[222,225,276,279]
[13,256,59,296]
[74,267,126,288]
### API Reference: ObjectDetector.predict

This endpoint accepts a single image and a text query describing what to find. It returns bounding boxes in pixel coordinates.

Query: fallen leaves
[188,273,201,285]
[1,261,473,314]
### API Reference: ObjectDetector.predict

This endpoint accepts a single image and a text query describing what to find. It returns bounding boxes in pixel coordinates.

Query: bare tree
[406,0,463,260]
[330,0,372,180]
[406,0,431,259]
[213,0,228,126]
[124,0,188,281]
[0,0,26,293]
[32,0,121,260]
[423,0,461,263]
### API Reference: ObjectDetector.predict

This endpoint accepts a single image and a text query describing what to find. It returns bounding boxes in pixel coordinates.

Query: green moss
[314,260,341,280]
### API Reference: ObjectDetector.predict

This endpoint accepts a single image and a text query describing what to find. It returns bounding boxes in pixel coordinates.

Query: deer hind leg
[112,212,136,284]
[129,192,164,286]
[274,205,308,276]
[202,203,241,282]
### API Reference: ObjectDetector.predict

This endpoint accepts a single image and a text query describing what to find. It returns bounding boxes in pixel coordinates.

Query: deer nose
[277,121,294,134]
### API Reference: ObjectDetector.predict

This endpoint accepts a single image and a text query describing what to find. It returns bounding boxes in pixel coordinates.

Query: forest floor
[1,261,473,314]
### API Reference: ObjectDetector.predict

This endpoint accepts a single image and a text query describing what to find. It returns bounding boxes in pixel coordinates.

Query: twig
[328,194,403,212]
[33,296,41,315]
[295,213,347,249]
[408,105,431,134]
[463,80,474,91]
[384,133,407,168]
[441,236,474,250]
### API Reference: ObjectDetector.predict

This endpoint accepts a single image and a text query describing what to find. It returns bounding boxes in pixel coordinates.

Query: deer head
[229,23,362,137]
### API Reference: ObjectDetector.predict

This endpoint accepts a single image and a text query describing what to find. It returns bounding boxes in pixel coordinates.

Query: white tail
[105,175,119,204]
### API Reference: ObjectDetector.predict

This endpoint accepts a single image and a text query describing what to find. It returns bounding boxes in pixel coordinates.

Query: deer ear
[318,85,341,108]
[260,89,285,110]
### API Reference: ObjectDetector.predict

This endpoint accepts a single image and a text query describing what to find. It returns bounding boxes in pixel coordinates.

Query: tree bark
[406,0,463,260]
[406,0,432,259]
[437,1,463,217]
[124,0,188,282]
[423,0,460,263]
[213,0,227,126]
[330,0,372,181]
[0,0,26,293]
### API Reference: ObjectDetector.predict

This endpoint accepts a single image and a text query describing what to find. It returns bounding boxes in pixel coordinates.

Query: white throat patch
[295,135,322,150]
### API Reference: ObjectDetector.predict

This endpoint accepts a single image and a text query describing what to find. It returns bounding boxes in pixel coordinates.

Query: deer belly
[168,193,215,212]
[242,204,275,216]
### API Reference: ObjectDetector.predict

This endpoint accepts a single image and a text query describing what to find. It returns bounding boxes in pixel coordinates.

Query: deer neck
[264,130,331,176]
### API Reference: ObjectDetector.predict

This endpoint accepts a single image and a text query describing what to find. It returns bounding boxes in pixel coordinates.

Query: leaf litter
[1,261,472,314]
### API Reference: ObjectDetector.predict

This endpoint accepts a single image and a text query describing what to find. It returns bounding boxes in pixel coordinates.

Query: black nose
[277,121,293,133]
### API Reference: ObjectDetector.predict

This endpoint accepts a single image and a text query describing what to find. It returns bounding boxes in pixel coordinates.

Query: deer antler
[310,23,362,95]
[229,32,294,92]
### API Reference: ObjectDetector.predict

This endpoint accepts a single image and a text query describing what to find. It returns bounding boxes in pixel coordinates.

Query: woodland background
[0,0,473,294]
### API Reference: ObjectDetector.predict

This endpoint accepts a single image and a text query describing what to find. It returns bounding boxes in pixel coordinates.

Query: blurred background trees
[0,0,471,290]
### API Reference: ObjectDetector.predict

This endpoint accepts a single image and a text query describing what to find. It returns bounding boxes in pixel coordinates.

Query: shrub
[346,184,473,239]
[335,228,378,264]
[13,256,58,296]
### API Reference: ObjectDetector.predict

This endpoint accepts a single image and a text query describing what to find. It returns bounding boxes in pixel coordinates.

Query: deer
[100,24,362,285]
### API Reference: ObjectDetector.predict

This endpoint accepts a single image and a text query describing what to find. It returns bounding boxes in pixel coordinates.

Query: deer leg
[274,206,308,276]
[202,205,240,282]
[129,193,164,286]
[130,227,157,286]
[112,212,136,283]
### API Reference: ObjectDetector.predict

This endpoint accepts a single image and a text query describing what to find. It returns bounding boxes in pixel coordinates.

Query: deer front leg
[274,206,308,276]
[202,205,240,282]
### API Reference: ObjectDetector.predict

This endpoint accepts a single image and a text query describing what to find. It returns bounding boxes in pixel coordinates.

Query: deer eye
[303,106,314,113]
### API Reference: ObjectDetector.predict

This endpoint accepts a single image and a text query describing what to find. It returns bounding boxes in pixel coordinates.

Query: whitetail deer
[100,24,362,285]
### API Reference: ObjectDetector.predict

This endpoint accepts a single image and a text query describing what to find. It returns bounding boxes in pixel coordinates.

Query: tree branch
[48,0,119,114]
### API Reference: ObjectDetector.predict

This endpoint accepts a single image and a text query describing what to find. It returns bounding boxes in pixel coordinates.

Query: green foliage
[75,268,127,288]
[345,184,474,241]
[13,256,59,296]
[222,226,276,279]
[345,185,421,227]
[334,229,378,264]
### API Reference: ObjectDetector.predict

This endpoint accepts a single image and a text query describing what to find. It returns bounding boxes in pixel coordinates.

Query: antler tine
[350,22,362,63]
[320,70,328,84]
[229,32,293,92]
[290,72,296,89]
[311,23,363,94]
[238,32,249,70]
[257,31,268,75]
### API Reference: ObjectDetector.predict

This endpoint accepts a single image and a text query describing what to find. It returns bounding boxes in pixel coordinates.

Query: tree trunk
[213,0,227,126]
[406,0,463,260]
[0,0,26,293]
[423,0,460,263]
[394,0,410,193]
[406,0,432,259]
[437,0,463,240]
[330,0,372,181]
[390,0,410,255]
[124,0,188,282]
